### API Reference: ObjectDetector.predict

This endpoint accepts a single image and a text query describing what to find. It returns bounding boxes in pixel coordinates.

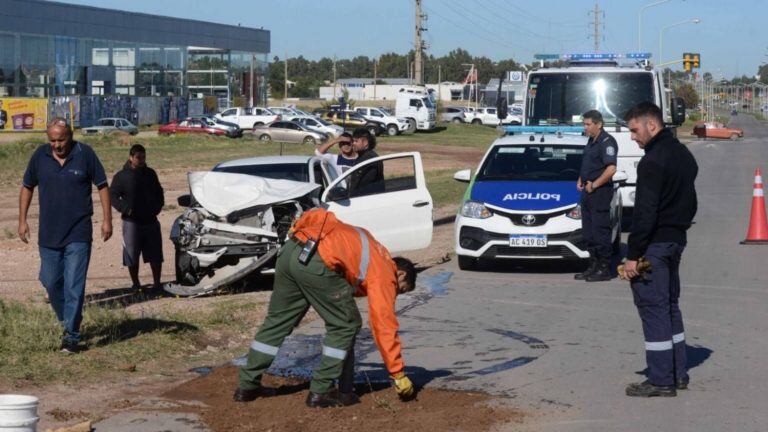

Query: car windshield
[213,163,310,182]
[99,119,115,126]
[477,144,583,181]
[314,117,332,126]
[526,72,655,126]
[378,108,393,116]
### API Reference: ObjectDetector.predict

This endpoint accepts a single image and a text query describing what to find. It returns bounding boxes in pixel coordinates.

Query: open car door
[321,152,433,252]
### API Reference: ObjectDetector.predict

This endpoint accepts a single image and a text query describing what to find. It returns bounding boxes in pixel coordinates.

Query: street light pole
[638,0,672,51]
[659,18,700,63]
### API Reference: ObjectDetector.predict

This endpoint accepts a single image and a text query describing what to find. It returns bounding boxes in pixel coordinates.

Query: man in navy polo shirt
[18,118,113,354]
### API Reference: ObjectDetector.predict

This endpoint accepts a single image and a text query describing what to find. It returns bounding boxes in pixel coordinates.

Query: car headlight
[566,204,582,220]
[460,200,492,219]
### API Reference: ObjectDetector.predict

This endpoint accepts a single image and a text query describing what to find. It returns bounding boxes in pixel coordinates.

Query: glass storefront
[0,31,267,103]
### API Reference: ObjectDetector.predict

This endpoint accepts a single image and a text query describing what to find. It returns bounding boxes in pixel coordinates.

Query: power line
[423,5,534,53]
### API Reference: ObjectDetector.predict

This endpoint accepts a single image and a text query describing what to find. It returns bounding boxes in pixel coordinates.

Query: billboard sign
[0,98,49,131]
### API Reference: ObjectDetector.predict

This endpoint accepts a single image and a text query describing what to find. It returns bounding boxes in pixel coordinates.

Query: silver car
[82,117,139,135]
[440,106,470,123]
[288,115,344,137]
[252,121,326,145]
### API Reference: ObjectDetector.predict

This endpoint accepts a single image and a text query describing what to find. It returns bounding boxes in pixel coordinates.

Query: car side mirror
[327,185,349,201]
[671,97,686,126]
[177,194,191,207]
[613,171,628,186]
[454,169,471,183]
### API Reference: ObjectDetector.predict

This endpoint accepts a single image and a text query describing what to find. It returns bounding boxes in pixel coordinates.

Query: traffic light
[683,53,692,72]
[692,53,700,69]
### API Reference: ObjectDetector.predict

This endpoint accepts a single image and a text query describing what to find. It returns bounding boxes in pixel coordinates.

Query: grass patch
[426,169,469,209]
[385,123,498,148]
[0,297,266,387]
[0,133,316,186]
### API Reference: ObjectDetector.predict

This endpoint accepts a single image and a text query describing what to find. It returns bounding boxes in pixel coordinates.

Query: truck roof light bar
[498,125,585,136]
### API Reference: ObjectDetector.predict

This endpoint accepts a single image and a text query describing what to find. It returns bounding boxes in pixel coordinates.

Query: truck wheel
[386,124,399,136]
[405,119,417,133]
[452,117,463,124]
[259,134,272,143]
[471,119,482,125]
[458,255,478,271]
[303,136,316,145]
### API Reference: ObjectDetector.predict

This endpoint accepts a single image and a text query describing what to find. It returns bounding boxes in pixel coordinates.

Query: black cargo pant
[581,186,614,262]
[630,242,688,386]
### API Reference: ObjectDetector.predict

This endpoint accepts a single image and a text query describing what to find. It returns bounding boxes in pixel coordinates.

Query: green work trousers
[239,239,362,394]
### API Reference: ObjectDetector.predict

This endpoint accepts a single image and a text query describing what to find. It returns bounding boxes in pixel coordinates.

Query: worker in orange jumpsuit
[234,208,418,407]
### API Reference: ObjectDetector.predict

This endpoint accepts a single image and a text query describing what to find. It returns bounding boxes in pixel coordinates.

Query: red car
[158,118,226,136]
[692,122,744,140]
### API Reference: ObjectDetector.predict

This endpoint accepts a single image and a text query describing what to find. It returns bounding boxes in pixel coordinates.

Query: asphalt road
[349,115,768,431]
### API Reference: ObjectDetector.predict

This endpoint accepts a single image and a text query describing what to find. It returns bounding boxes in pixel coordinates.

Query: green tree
[673,82,699,108]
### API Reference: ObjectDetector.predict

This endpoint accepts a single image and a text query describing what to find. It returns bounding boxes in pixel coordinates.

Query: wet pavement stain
[470,357,538,376]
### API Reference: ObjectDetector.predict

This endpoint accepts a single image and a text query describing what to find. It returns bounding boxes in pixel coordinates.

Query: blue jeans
[39,242,92,344]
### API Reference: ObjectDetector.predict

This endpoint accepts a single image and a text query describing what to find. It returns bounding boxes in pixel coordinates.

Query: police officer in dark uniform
[575,110,617,282]
[623,102,698,397]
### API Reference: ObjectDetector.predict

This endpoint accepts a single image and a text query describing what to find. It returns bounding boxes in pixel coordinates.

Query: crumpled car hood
[188,171,320,218]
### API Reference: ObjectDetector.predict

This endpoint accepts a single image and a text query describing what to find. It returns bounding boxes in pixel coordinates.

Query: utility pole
[332,55,337,101]
[437,64,441,102]
[414,0,426,85]
[373,60,378,101]
[589,2,604,52]
[283,52,288,100]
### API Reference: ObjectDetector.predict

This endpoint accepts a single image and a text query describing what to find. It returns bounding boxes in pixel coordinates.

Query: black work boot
[574,257,597,280]
[676,377,689,390]
[306,389,344,408]
[233,386,277,402]
[340,392,360,406]
[586,260,612,282]
[625,380,677,397]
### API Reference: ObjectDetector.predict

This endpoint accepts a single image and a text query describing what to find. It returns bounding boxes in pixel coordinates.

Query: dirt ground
[164,365,524,432]
[0,137,496,431]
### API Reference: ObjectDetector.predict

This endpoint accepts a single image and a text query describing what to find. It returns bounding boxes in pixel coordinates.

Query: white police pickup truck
[453,126,624,270]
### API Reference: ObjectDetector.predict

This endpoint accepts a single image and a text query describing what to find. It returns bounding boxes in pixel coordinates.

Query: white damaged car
[167,152,433,296]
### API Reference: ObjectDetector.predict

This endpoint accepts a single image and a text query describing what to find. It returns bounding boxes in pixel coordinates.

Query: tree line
[268,48,522,98]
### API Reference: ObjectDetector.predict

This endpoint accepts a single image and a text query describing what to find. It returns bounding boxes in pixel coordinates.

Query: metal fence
[48,96,207,128]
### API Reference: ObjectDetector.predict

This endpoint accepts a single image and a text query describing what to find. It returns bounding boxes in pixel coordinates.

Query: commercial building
[0,0,270,103]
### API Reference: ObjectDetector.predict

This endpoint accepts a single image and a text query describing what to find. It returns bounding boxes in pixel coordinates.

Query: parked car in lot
[287,115,345,137]
[252,121,327,145]
[354,106,410,136]
[453,126,624,270]
[215,107,279,129]
[441,106,470,123]
[166,151,433,296]
[692,122,744,140]
[193,115,243,138]
[158,118,227,136]
[324,111,386,136]
[82,118,139,135]
[464,107,522,126]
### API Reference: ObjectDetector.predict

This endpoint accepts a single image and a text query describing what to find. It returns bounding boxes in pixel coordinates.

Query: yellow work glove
[391,372,415,400]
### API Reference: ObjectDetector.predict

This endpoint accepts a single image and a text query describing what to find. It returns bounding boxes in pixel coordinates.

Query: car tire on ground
[303,136,316,145]
[730,133,739,140]
[259,134,272,143]
[253,122,264,128]
[366,125,378,137]
[405,118,417,133]
[452,117,463,124]
[471,119,482,125]
[457,255,478,271]
[386,124,399,136]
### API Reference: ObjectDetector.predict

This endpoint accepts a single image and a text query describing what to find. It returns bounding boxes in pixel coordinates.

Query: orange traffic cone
[741,168,768,245]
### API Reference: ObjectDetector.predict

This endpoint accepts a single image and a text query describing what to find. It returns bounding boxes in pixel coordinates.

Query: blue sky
[59,0,766,79]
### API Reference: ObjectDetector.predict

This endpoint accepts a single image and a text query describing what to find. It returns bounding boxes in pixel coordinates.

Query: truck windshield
[477,145,583,181]
[526,72,654,126]
[422,97,435,109]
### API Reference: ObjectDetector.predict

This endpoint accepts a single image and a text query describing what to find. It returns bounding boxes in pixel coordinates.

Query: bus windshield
[526,72,655,126]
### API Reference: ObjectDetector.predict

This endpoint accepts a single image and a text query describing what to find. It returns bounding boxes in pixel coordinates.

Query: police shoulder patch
[606,146,616,156]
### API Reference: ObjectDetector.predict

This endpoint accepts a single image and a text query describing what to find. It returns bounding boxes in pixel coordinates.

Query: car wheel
[471,119,482,125]
[253,122,264,128]
[405,119,417,133]
[303,136,316,145]
[452,117,463,124]
[730,133,739,140]
[259,134,272,143]
[387,124,399,136]
[458,255,478,271]
[367,125,378,136]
